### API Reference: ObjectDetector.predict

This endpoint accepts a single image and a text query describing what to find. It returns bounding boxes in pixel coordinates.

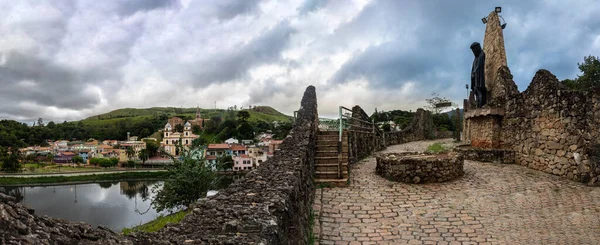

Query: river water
[0,178,235,231]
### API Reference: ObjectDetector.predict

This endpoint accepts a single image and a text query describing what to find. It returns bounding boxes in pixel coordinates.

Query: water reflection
[0,181,167,231]
[0,176,236,232]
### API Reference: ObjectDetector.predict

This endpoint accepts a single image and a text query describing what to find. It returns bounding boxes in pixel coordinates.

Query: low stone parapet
[455,145,515,164]
[376,152,464,184]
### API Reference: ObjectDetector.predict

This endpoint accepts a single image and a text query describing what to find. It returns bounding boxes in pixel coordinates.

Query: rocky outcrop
[0,86,320,244]
[385,108,437,146]
[348,105,385,163]
[0,193,125,245]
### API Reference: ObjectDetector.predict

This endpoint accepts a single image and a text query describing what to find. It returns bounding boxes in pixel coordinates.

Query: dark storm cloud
[117,0,179,16]
[328,0,600,97]
[189,21,296,86]
[0,52,101,110]
[214,0,262,20]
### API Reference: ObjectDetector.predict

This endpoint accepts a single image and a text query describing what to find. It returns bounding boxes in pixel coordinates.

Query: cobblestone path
[313,139,600,245]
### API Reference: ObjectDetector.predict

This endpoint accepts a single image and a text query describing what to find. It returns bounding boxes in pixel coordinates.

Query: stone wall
[502,70,600,185]
[0,86,320,244]
[348,105,385,163]
[385,108,437,146]
[376,152,464,184]
[455,146,515,164]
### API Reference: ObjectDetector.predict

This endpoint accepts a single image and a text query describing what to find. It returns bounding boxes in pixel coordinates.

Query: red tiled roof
[208,144,229,149]
[61,152,76,156]
[230,144,247,151]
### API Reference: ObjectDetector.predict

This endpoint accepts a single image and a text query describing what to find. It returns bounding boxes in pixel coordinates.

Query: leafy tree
[126,147,136,160]
[425,93,452,114]
[47,121,56,129]
[237,122,254,140]
[144,140,160,157]
[110,158,119,166]
[37,118,44,127]
[382,123,391,132]
[138,148,150,165]
[99,159,113,168]
[562,55,600,90]
[216,155,234,171]
[237,110,250,123]
[191,137,207,148]
[152,147,218,212]
[192,125,202,135]
[72,155,84,165]
[2,149,21,172]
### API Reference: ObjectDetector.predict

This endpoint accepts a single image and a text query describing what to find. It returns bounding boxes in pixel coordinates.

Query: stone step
[317,135,348,141]
[316,140,348,147]
[316,171,348,179]
[318,131,347,136]
[316,158,348,165]
[315,178,349,187]
[315,163,348,172]
[316,151,347,157]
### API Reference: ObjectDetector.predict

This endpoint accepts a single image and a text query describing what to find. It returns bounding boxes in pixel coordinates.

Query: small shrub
[426,142,448,154]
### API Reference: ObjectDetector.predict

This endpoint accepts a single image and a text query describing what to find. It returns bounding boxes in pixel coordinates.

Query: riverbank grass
[122,210,190,235]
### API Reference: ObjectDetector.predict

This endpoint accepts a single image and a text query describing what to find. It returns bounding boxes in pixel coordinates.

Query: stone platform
[375,152,464,184]
[464,107,504,148]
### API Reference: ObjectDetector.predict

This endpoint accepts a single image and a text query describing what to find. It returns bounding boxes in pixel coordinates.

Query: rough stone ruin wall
[348,106,385,163]
[385,108,438,146]
[502,70,600,185]
[0,86,320,244]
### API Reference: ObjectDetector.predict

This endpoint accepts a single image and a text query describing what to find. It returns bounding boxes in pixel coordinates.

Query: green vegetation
[90,158,119,168]
[562,55,600,90]
[426,142,449,154]
[122,210,190,235]
[0,171,167,186]
[0,106,292,149]
[152,147,218,212]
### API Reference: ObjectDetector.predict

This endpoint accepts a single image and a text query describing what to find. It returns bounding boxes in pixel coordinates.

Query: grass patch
[0,171,168,186]
[122,209,190,235]
[316,183,331,189]
[426,142,449,154]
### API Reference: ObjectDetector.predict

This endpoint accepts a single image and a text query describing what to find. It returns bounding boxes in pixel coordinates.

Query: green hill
[84,106,291,123]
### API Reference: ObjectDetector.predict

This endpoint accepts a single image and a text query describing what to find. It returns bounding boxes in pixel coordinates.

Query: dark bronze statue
[470,42,486,108]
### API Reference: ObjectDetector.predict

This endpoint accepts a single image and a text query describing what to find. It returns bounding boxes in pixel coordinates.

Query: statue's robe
[471,51,486,107]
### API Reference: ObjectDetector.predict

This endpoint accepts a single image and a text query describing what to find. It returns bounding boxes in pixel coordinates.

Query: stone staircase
[315,130,349,187]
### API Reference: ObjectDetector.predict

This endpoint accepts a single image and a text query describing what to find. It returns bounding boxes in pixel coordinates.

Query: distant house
[233,154,253,171]
[224,138,239,144]
[241,139,254,145]
[54,152,76,164]
[78,151,90,164]
[102,140,118,146]
[206,144,232,157]
[230,144,247,156]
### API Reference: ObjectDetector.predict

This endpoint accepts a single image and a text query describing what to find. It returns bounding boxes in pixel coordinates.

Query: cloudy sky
[1,0,599,123]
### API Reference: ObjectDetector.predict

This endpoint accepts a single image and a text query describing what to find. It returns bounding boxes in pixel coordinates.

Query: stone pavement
[313,139,600,245]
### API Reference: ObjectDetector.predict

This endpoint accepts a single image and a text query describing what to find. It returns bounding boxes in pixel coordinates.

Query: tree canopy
[562,55,600,90]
